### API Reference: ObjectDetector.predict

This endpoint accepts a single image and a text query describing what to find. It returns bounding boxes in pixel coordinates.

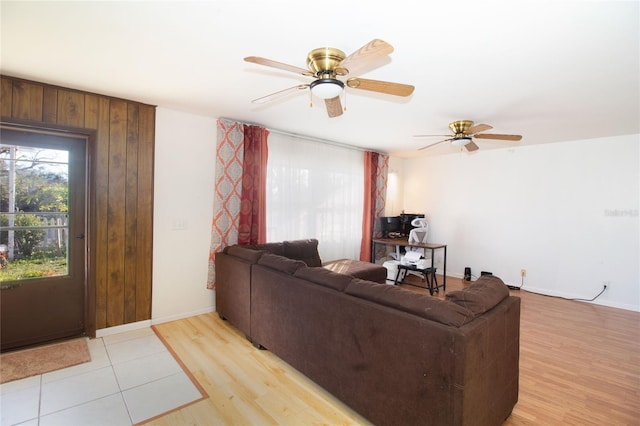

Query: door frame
[1,120,97,340]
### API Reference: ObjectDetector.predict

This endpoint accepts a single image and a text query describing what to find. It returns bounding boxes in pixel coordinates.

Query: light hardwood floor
[146,277,640,425]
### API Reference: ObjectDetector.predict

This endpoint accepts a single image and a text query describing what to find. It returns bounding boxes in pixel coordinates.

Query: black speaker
[464,267,471,281]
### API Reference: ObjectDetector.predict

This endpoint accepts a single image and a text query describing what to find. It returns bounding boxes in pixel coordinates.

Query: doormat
[1,338,91,384]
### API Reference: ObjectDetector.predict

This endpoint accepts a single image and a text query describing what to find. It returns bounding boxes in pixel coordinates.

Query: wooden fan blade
[339,39,394,75]
[346,78,414,97]
[466,123,492,135]
[464,141,480,151]
[244,56,314,76]
[324,96,343,118]
[474,133,523,141]
[418,139,452,151]
[414,134,453,138]
[251,84,309,104]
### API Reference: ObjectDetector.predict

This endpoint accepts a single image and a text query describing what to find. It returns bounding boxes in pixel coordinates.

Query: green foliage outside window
[1,148,69,279]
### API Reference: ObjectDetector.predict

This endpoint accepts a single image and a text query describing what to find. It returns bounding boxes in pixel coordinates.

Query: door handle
[76,233,85,240]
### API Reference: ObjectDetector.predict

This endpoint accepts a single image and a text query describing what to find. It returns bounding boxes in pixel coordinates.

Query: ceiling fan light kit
[450,137,472,147]
[310,78,344,99]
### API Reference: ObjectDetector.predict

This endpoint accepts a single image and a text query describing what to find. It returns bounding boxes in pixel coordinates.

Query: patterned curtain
[360,151,389,262]
[207,119,268,289]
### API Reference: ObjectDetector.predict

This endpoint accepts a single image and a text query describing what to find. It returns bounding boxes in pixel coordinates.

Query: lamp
[450,137,472,147]
[310,78,344,99]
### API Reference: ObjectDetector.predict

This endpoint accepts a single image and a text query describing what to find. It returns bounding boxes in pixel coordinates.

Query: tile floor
[1,328,203,425]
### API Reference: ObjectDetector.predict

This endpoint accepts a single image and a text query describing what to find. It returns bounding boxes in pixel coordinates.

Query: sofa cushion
[345,279,473,327]
[257,252,307,275]
[294,266,353,292]
[224,245,264,263]
[283,239,322,267]
[323,259,387,284]
[246,242,285,256]
[445,275,509,316]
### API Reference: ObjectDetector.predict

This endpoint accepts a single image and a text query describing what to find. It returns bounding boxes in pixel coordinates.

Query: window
[0,142,70,280]
[266,133,364,261]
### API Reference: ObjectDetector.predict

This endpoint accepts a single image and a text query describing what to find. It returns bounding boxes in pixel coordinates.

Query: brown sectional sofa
[215,239,387,339]
[215,239,520,426]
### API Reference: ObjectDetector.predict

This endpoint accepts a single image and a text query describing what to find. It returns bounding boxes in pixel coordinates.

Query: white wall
[152,108,217,323]
[385,156,404,217]
[149,109,638,322]
[402,134,639,311]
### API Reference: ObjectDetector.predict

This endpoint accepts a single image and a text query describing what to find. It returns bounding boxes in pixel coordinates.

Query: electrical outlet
[520,269,526,277]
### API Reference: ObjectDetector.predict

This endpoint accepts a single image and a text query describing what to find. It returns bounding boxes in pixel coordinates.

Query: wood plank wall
[1,75,155,332]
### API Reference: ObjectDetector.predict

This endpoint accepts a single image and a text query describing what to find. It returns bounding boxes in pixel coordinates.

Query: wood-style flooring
[146,276,640,425]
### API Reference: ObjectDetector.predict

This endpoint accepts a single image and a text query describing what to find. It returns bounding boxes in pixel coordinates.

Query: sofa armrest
[445,275,509,316]
[215,251,254,338]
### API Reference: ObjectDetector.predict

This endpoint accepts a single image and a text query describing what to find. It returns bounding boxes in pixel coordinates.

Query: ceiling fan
[244,39,415,118]
[414,120,523,152]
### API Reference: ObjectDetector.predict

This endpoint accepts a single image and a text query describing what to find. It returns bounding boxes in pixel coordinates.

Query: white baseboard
[515,285,639,312]
[96,320,152,338]
[437,273,639,312]
[151,307,215,326]
[95,307,216,338]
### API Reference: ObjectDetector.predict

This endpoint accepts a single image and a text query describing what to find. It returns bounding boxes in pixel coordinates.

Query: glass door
[1,126,87,351]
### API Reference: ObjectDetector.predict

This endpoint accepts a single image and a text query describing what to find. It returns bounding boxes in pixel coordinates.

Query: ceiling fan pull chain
[343,90,347,112]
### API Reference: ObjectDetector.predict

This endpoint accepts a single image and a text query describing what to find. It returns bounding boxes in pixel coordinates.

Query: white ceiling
[1,1,638,158]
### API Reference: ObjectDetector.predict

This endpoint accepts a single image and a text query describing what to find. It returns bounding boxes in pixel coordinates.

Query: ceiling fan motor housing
[307,47,346,78]
[449,120,474,136]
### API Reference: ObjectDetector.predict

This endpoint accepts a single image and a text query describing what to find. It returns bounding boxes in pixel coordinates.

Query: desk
[371,238,447,291]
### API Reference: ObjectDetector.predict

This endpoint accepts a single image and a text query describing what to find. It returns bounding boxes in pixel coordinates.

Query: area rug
[1,338,91,384]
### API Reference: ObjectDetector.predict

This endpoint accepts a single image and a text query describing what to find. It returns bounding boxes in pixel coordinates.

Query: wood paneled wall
[1,75,155,332]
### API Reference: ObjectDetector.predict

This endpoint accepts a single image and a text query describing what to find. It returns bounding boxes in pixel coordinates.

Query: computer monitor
[380,216,401,237]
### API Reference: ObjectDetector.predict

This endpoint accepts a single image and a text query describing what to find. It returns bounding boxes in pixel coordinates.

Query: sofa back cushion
[245,242,285,256]
[257,252,307,275]
[345,279,473,327]
[223,245,264,263]
[445,275,509,315]
[294,266,353,292]
[283,239,322,267]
